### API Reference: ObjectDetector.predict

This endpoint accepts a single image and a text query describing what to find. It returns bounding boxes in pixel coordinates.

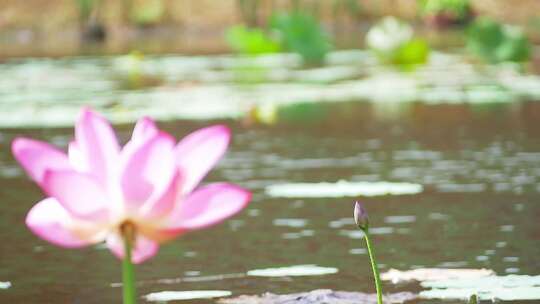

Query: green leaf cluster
[366,17,430,68]
[269,12,332,64]
[418,0,471,19]
[75,0,95,21]
[467,18,531,63]
[225,25,281,55]
[394,39,430,68]
[130,0,165,26]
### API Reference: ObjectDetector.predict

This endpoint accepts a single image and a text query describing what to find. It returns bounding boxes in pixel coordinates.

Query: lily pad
[246,265,338,277]
[144,290,232,302]
[381,268,495,284]
[265,181,423,198]
[218,289,417,304]
[273,218,307,228]
[421,286,540,301]
[420,275,540,301]
[4,49,540,129]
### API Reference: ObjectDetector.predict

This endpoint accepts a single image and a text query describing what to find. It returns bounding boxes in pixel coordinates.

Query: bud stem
[121,222,137,304]
[364,231,383,304]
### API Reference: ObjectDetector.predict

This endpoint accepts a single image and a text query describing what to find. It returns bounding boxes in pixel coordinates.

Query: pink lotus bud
[354,201,369,231]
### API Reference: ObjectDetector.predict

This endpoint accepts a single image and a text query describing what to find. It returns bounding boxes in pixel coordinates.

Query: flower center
[119,220,137,246]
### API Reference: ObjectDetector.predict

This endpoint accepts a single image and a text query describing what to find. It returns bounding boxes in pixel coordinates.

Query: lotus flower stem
[354,201,383,304]
[122,222,137,304]
[364,231,383,304]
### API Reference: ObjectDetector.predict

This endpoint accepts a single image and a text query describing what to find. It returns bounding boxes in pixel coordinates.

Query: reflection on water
[0,100,540,303]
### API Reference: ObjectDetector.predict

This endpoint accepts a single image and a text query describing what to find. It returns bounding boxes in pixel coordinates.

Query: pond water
[1,96,540,303]
[2,40,540,303]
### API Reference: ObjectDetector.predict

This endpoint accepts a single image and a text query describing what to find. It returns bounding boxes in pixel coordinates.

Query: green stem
[364,231,383,304]
[122,225,137,304]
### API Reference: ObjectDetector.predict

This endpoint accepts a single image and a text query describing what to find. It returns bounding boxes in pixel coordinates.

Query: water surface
[1,99,539,303]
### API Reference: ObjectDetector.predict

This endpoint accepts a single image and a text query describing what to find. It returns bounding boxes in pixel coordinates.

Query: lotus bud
[354,201,369,231]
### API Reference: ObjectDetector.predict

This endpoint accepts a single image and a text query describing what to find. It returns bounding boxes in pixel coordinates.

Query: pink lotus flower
[12,108,251,263]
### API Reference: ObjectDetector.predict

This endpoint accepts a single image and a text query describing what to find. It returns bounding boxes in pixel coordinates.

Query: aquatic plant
[225,25,280,85]
[366,16,430,68]
[332,0,363,21]
[270,11,332,65]
[354,201,383,304]
[237,0,261,26]
[114,51,144,87]
[12,108,251,304]
[129,0,165,26]
[75,0,97,23]
[418,0,474,27]
[226,25,281,55]
[466,17,531,64]
[75,0,106,41]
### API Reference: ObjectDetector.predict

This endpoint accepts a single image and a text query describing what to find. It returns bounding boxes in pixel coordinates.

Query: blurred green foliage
[226,25,281,55]
[75,0,96,22]
[332,0,362,19]
[237,0,261,26]
[530,17,540,33]
[270,11,332,64]
[249,101,327,125]
[278,102,327,124]
[366,17,430,68]
[466,18,531,63]
[394,39,430,67]
[225,25,278,86]
[418,0,471,19]
[130,0,165,26]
